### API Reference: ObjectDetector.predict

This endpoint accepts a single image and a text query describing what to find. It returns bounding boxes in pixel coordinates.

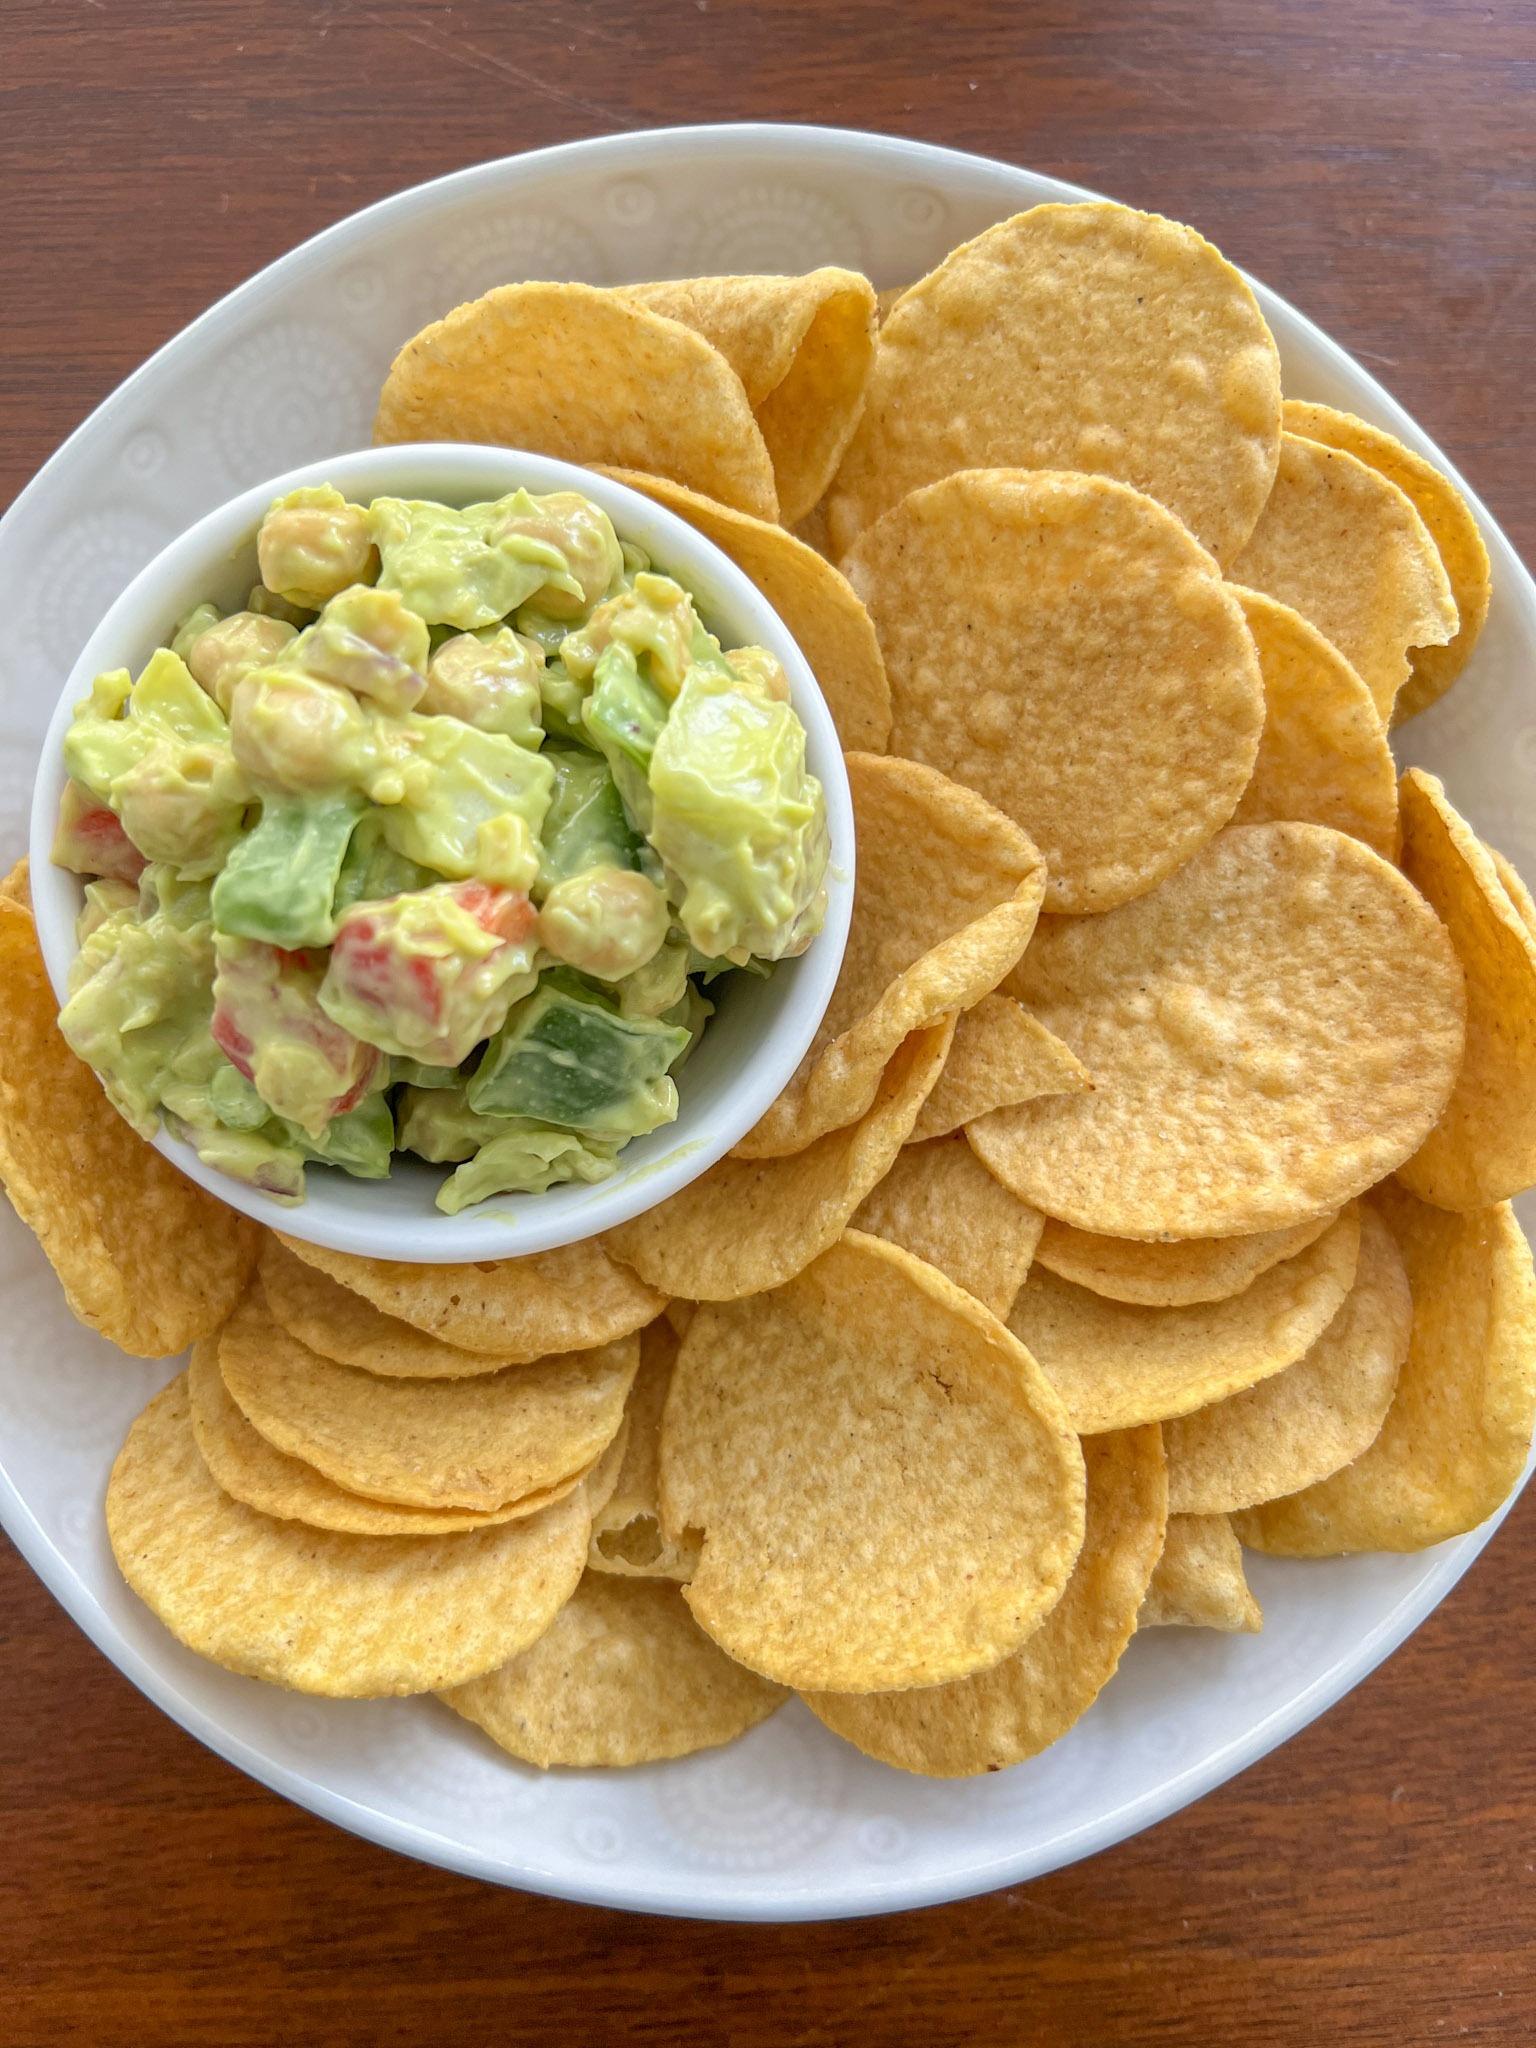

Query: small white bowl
[29,444,854,1263]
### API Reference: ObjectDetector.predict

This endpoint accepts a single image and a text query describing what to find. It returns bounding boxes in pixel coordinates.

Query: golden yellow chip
[0,901,259,1357]
[1395,771,1536,1210]
[589,1317,701,1581]
[259,1236,509,1377]
[1138,1512,1261,1632]
[1033,1211,1336,1308]
[874,283,909,326]
[605,1022,951,1301]
[908,994,1090,1145]
[219,1281,636,1513]
[1227,431,1458,722]
[738,753,1045,1158]
[374,281,778,520]
[626,269,877,523]
[827,202,1281,564]
[1164,1204,1408,1513]
[805,1426,1166,1775]
[852,1135,1044,1319]
[844,469,1264,913]
[1283,399,1491,722]
[275,1231,664,1358]
[442,1572,787,1768]
[663,1299,696,1342]
[1007,1207,1361,1432]
[1228,588,1398,858]
[0,856,30,908]
[189,1335,571,1535]
[594,467,891,750]
[660,1230,1085,1692]
[1489,846,1536,942]
[1237,1183,1536,1554]
[107,1375,592,1697]
[971,823,1466,1237]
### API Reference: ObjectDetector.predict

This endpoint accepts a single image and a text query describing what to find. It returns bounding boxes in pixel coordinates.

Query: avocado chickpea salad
[51,484,830,1212]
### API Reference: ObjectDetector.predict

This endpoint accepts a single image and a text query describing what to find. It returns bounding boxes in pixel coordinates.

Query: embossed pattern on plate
[0,124,1532,1921]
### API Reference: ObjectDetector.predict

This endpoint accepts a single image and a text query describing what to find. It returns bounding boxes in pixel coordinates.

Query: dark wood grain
[3,2,1535,2039]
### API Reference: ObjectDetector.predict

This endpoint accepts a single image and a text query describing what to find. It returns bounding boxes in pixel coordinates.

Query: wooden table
[4,3,1534,2040]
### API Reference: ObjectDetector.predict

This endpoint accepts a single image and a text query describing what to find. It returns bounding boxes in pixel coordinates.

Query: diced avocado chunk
[396,1086,620,1210]
[538,747,641,896]
[63,650,250,878]
[467,974,687,1136]
[647,662,828,962]
[368,492,584,631]
[211,790,365,948]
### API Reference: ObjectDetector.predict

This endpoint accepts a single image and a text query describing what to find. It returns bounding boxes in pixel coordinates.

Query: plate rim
[1,119,1531,1922]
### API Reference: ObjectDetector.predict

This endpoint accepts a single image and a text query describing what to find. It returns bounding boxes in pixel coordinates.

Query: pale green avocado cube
[467,975,687,1136]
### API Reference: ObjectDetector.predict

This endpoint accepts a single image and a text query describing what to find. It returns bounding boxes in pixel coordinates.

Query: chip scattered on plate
[6,194,1535,1786]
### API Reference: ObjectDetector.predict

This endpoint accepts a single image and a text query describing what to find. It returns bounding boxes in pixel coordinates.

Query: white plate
[0,124,1532,1924]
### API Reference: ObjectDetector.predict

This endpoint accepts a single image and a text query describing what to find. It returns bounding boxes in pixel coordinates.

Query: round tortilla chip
[1227,431,1458,723]
[805,1425,1166,1776]
[845,469,1264,913]
[1164,1204,1409,1513]
[441,1573,787,1768]
[1236,1183,1536,1554]
[260,1236,510,1377]
[1138,1512,1261,1632]
[827,201,1281,565]
[0,856,30,909]
[605,1022,951,1302]
[1395,770,1536,1210]
[737,753,1045,1158]
[851,1134,1044,1320]
[219,1281,636,1513]
[589,1317,701,1581]
[1228,587,1398,858]
[374,281,778,520]
[106,1375,592,1697]
[1008,1207,1362,1433]
[661,1230,1086,1693]
[594,467,890,750]
[626,269,877,523]
[971,823,1466,1238]
[274,1231,664,1358]
[0,901,259,1357]
[909,993,1090,1144]
[1033,1212,1336,1308]
[1283,399,1491,722]
[1489,845,1536,942]
[189,1335,578,1535]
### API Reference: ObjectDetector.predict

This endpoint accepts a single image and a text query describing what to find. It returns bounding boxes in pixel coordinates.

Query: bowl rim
[27,441,855,1263]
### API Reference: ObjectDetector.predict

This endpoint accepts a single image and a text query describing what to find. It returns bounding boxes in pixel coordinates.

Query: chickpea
[495,491,623,620]
[537,865,669,982]
[230,669,372,792]
[303,585,428,714]
[186,611,296,714]
[257,485,376,607]
[726,644,792,703]
[421,628,544,740]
